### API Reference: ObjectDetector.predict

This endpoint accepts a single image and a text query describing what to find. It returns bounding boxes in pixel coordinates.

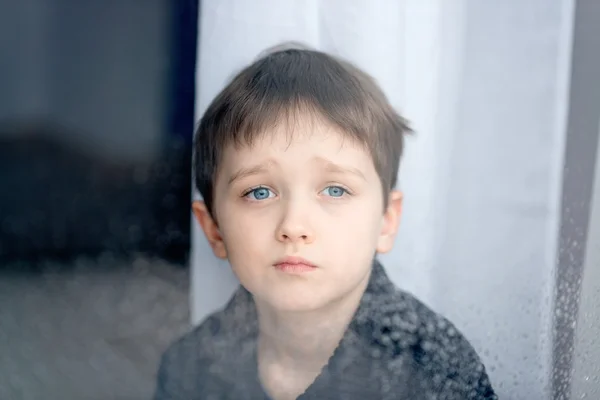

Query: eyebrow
[315,157,367,181]
[227,157,367,186]
[227,161,274,185]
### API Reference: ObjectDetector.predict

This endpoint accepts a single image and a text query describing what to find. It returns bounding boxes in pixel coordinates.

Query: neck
[255,273,371,371]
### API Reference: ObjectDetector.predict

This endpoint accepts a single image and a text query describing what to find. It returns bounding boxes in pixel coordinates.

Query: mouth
[273,256,317,273]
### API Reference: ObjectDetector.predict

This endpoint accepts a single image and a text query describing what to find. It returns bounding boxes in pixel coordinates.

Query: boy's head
[193,43,410,312]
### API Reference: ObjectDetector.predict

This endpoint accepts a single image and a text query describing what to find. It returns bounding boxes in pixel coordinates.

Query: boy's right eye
[243,187,276,201]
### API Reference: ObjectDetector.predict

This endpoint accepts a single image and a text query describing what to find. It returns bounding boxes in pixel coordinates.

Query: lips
[273,256,317,273]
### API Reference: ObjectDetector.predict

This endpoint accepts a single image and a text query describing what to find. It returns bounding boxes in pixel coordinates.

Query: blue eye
[322,186,347,198]
[244,187,275,201]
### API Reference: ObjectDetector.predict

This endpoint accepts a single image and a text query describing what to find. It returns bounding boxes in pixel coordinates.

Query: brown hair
[193,42,411,217]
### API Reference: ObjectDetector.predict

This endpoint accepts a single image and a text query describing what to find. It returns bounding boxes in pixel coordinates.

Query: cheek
[218,206,274,259]
[322,203,382,251]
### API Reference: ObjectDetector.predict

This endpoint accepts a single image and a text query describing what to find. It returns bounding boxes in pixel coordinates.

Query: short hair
[193,42,411,217]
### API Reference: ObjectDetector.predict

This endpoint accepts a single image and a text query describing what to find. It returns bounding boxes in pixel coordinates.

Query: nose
[276,201,314,245]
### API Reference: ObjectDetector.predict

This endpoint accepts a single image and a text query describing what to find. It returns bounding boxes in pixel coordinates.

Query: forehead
[219,119,374,173]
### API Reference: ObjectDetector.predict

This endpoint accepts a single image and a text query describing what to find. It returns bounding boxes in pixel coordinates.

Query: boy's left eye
[320,185,348,198]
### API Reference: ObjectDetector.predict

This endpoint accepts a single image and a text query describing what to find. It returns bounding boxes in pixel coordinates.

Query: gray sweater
[154,261,497,399]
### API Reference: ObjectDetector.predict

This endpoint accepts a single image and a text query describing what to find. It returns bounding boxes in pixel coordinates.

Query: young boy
[154,43,497,400]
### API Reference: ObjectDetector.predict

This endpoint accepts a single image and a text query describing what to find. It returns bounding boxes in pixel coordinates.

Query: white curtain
[191,1,575,398]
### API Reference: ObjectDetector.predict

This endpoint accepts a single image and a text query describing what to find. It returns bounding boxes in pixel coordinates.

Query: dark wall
[0,1,198,265]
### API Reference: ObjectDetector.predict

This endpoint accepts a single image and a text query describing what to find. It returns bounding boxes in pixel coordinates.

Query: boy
[154,43,497,399]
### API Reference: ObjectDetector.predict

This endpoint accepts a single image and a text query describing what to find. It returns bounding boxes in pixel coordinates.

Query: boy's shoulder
[350,261,496,397]
[153,287,259,399]
[162,283,258,360]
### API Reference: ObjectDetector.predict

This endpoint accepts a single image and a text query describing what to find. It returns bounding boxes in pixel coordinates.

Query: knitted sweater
[154,260,497,400]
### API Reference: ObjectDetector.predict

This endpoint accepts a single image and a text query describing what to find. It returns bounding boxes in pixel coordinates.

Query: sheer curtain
[191,1,576,398]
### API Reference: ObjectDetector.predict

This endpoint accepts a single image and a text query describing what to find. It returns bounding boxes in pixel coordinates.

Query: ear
[192,201,228,259]
[376,190,403,254]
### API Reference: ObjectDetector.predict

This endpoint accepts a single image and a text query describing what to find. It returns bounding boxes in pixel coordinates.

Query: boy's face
[193,118,402,312]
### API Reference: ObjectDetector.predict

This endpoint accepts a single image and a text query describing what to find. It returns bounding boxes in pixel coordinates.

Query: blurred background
[1,0,600,399]
[1,0,197,399]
